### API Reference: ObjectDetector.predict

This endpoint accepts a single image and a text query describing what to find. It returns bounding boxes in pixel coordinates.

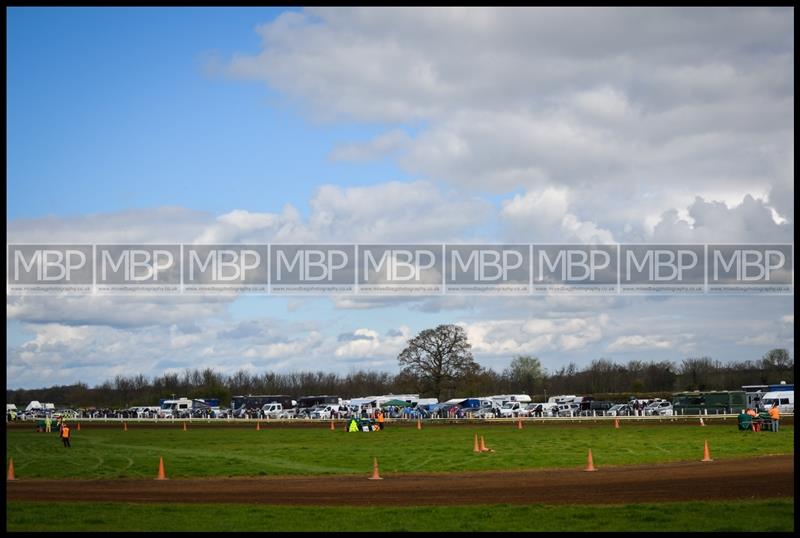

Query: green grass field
[6,499,794,532]
[5,422,794,479]
[6,422,794,532]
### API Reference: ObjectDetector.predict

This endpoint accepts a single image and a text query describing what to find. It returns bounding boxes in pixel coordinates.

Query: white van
[262,402,296,419]
[499,401,529,418]
[160,398,193,418]
[760,391,794,414]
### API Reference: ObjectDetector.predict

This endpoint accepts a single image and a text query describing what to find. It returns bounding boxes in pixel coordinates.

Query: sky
[6,7,794,389]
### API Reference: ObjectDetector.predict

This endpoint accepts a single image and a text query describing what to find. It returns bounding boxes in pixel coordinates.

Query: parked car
[606,404,633,416]
[644,400,674,416]
[474,406,500,419]
[526,403,543,416]
[310,405,341,420]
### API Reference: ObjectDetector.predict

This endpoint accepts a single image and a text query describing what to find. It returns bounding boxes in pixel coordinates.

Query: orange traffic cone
[330,420,335,431]
[256,422,261,431]
[614,418,620,429]
[517,419,523,429]
[417,418,422,430]
[473,433,481,453]
[7,458,15,481]
[368,457,383,480]
[699,417,705,426]
[123,422,128,432]
[585,449,597,472]
[156,457,167,480]
[480,436,489,452]
[183,422,187,431]
[701,440,713,462]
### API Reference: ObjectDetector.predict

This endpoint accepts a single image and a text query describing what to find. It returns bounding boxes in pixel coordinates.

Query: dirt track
[7,455,793,506]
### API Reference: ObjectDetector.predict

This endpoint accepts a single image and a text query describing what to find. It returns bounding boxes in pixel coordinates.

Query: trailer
[672,390,747,414]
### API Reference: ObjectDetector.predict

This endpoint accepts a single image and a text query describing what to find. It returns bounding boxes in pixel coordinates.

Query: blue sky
[6,7,794,388]
[8,7,415,220]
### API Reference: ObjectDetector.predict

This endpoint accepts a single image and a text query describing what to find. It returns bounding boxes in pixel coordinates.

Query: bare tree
[398,324,478,400]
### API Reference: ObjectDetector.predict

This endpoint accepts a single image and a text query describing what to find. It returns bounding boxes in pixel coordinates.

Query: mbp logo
[446,245,529,293]
[7,245,93,292]
[96,245,180,292]
[270,245,355,293]
[183,245,268,292]
[534,245,617,292]
[359,245,443,293]
[620,245,704,292]
[708,245,792,292]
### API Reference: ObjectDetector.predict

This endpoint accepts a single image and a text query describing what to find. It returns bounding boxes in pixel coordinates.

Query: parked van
[262,402,296,419]
[499,401,529,418]
[557,403,580,417]
[759,391,794,414]
[159,398,193,418]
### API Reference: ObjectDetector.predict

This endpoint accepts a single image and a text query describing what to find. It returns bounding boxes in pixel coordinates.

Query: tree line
[7,342,792,409]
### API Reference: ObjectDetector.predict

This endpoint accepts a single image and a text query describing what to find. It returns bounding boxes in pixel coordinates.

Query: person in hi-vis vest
[60,424,71,448]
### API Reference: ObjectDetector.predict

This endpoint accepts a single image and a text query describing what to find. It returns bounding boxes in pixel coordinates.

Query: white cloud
[223,7,793,242]
[7,295,229,329]
[6,8,796,387]
[650,194,793,243]
[460,314,607,356]
[607,334,678,352]
[500,187,615,244]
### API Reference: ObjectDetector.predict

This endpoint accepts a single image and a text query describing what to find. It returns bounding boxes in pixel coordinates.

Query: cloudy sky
[7,7,794,388]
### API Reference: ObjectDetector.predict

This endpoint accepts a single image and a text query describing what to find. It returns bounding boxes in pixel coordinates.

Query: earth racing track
[7,454,793,506]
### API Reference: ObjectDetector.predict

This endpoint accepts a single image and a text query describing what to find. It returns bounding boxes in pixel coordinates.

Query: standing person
[45,415,52,433]
[768,403,781,432]
[60,423,71,448]
[745,408,760,431]
[376,409,385,430]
